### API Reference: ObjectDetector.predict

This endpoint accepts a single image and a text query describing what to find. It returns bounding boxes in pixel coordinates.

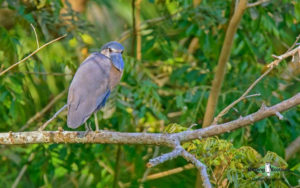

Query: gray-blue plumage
[67,42,124,129]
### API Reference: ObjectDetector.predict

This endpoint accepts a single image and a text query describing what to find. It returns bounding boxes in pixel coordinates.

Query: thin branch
[21,89,67,131]
[181,149,211,188]
[38,104,68,131]
[135,0,142,61]
[12,153,35,188]
[20,71,73,76]
[275,111,284,120]
[267,46,300,68]
[202,0,248,127]
[147,147,183,168]
[140,146,160,184]
[0,34,67,76]
[113,145,122,188]
[30,23,39,48]
[131,0,136,56]
[212,68,271,124]
[147,144,211,188]
[178,93,300,142]
[213,45,300,124]
[118,6,185,43]
[142,164,194,181]
[285,136,300,160]
[286,34,300,52]
[247,0,269,8]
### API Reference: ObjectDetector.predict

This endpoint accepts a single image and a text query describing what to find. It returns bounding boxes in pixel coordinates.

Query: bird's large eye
[109,48,112,53]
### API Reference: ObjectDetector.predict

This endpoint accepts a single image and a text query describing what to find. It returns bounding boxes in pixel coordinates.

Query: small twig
[244,93,261,98]
[117,6,186,43]
[247,0,269,8]
[113,145,122,188]
[275,111,284,120]
[188,123,198,131]
[147,147,183,168]
[285,34,300,53]
[30,23,39,48]
[12,153,35,188]
[143,164,194,182]
[285,136,300,160]
[0,34,67,76]
[140,146,160,185]
[21,89,67,131]
[267,46,300,68]
[38,104,68,131]
[213,68,271,124]
[20,71,73,76]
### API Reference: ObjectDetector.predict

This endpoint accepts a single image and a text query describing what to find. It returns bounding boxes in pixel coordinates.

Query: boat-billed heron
[67,41,124,130]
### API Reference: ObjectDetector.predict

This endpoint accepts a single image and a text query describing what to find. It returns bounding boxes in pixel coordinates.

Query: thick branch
[0,93,299,145]
[0,131,175,146]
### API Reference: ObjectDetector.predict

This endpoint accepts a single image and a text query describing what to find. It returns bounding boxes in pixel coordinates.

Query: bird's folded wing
[67,53,111,128]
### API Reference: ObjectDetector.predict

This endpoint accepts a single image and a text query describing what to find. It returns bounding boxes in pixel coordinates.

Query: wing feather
[67,53,111,128]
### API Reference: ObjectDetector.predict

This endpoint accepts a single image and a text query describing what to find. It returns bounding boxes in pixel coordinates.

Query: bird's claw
[84,122,92,136]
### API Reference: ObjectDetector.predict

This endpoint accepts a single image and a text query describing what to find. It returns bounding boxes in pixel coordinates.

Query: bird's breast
[109,65,123,89]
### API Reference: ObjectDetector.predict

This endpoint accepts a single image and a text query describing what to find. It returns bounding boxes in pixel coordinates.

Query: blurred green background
[0,0,299,187]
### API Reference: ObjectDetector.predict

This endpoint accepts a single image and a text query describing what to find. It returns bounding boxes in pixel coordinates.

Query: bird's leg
[94,112,100,132]
[84,122,92,136]
[88,122,92,131]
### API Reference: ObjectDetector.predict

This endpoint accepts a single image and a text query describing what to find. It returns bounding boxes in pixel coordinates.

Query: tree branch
[135,0,142,61]
[178,93,300,142]
[247,0,269,8]
[38,104,68,131]
[0,93,299,188]
[142,164,194,182]
[285,136,300,160]
[20,89,67,131]
[147,140,211,188]
[212,42,300,125]
[0,34,67,76]
[147,146,182,168]
[202,0,248,127]
[1,93,299,145]
[181,149,211,188]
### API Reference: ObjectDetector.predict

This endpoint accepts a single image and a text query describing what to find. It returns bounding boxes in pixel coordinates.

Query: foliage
[0,0,299,187]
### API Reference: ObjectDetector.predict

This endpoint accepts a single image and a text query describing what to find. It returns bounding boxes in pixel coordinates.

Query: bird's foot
[84,122,92,136]
[95,129,102,133]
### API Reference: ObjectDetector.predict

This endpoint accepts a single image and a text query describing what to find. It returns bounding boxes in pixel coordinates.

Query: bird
[67,41,124,131]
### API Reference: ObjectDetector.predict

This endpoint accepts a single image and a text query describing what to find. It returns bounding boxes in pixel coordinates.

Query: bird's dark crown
[101,41,124,52]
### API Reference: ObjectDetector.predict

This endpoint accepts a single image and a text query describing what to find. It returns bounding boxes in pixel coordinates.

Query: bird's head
[100,41,124,71]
